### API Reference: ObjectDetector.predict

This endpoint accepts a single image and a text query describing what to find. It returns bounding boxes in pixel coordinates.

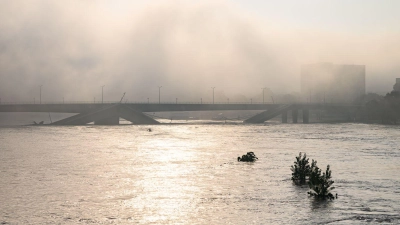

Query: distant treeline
[358,91,400,125]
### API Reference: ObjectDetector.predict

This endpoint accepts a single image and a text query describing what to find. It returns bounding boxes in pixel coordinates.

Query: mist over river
[1,122,399,224]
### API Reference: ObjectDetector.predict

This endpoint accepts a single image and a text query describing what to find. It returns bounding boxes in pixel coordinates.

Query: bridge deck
[0,103,362,113]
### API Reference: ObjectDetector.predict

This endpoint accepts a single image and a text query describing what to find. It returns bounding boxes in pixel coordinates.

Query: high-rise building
[301,63,365,103]
[393,78,400,92]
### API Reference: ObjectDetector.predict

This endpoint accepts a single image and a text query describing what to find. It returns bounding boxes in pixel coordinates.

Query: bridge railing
[0,101,280,105]
[0,101,363,107]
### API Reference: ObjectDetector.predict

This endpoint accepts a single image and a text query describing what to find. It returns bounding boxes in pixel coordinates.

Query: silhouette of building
[393,78,400,92]
[301,63,365,103]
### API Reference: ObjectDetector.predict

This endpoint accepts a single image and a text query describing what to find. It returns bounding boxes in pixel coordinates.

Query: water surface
[1,123,399,224]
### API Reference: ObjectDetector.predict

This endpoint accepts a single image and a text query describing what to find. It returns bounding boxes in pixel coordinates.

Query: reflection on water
[0,123,399,224]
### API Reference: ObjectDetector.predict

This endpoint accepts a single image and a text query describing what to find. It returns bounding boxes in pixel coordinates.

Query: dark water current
[0,122,399,224]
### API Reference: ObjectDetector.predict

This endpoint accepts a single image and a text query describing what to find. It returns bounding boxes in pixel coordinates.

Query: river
[1,122,399,224]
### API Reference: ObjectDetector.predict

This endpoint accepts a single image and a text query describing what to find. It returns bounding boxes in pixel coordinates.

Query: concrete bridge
[0,102,362,125]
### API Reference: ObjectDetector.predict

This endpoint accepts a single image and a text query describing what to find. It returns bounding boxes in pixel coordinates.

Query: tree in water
[307,164,335,200]
[291,152,316,185]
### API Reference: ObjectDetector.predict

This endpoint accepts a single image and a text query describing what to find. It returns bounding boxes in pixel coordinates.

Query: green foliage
[238,151,258,162]
[290,152,336,200]
[291,152,315,185]
[307,165,335,200]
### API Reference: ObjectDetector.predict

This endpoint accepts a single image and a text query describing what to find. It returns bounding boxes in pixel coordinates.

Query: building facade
[301,63,365,103]
[393,78,400,92]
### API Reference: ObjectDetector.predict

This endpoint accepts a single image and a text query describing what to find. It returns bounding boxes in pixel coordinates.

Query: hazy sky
[0,0,399,103]
[234,0,400,33]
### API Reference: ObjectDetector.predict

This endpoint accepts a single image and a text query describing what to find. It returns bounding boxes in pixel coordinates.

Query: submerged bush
[291,152,336,200]
[238,152,258,162]
[307,164,335,200]
[291,152,316,185]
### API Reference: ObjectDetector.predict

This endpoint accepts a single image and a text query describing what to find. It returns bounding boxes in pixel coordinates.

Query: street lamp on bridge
[101,85,105,104]
[211,87,215,104]
[158,86,162,104]
[39,85,43,104]
[262,87,268,104]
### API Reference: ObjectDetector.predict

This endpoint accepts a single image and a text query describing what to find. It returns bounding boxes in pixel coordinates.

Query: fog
[1,0,399,103]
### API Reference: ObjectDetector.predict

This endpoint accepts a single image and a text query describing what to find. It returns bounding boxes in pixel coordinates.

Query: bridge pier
[303,109,309,124]
[282,110,288,123]
[292,109,298,123]
[94,115,119,125]
[244,105,292,123]
[50,104,159,125]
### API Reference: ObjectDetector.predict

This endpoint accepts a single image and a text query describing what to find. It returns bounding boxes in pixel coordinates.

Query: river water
[1,122,399,224]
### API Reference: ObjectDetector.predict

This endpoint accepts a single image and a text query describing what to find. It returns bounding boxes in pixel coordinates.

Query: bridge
[0,102,362,125]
